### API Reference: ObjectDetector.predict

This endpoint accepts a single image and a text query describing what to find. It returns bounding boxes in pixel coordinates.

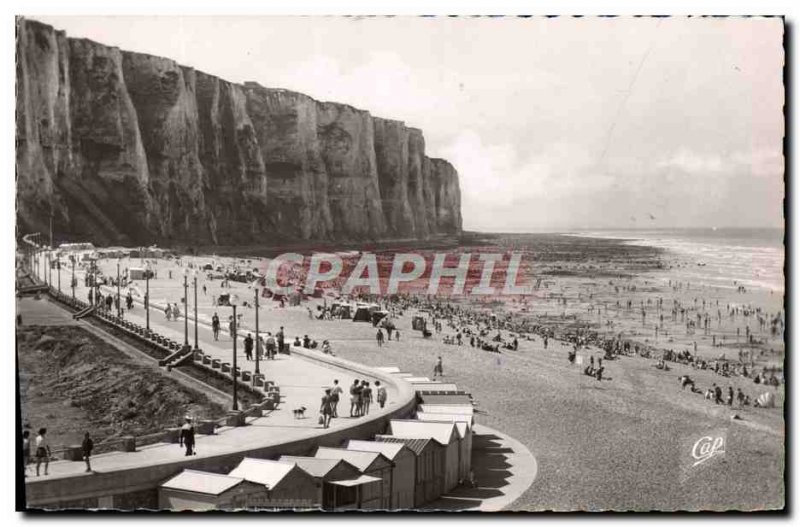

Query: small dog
[292,407,307,419]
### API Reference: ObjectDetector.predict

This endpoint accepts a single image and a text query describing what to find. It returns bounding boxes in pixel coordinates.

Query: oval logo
[691,435,725,466]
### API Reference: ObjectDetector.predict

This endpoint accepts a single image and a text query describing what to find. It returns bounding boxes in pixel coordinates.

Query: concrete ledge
[225,411,246,427]
[196,421,216,435]
[120,437,136,452]
[164,428,181,444]
[63,446,83,462]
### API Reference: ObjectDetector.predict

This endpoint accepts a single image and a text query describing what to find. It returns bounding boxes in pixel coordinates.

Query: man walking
[179,417,195,456]
[350,379,361,417]
[266,332,276,360]
[277,326,285,355]
[361,381,373,416]
[376,329,384,347]
[244,333,254,361]
[330,379,343,417]
[211,312,220,341]
[433,356,444,379]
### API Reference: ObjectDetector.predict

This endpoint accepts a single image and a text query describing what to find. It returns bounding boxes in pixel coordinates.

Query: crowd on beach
[80,255,784,420]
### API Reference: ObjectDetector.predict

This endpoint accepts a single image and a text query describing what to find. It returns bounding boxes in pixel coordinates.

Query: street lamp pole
[183,270,189,348]
[145,262,150,333]
[254,287,260,375]
[232,302,239,411]
[117,258,121,317]
[193,271,199,351]
[71,256,75,300]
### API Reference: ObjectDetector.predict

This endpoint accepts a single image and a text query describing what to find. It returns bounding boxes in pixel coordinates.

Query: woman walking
[320,388,335,429]
[35,428,51,477]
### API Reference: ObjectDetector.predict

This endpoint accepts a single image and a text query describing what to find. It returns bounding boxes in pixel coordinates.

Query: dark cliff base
[17,325,226,447]
[16,18,462,247]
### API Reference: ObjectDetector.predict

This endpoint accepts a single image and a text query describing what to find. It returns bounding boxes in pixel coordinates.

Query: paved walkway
[17,294,401,482]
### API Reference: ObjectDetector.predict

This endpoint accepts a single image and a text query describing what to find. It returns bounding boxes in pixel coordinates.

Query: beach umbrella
[756,392,775,408]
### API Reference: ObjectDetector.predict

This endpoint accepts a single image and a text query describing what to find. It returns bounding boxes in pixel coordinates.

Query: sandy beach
[44,232,784,511]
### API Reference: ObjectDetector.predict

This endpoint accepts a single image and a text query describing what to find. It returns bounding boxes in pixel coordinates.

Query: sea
[572,228,785,294]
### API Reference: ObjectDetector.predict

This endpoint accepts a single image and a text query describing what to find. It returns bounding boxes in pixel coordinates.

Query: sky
[30,16,785,232]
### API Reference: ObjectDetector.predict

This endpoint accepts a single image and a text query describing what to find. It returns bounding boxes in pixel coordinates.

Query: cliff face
[16,19,462,246]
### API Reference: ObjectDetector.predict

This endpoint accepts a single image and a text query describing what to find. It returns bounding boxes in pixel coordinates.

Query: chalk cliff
[16,19,462,246]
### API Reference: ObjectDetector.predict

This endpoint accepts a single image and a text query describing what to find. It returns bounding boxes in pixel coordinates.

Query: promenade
[21,252,538,511]
[19,259,405,483]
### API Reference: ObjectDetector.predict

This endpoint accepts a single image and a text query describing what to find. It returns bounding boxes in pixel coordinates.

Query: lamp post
[145,261,150,333]
[71,255,75,300]
[230,295,239,411]
[193,269,199,351]
[116,258,121,317]
[254,286,260,375]
[183,269,189,348]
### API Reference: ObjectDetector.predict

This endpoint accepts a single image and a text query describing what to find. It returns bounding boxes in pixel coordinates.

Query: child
[82,432,94,473]
[376,381,387,409]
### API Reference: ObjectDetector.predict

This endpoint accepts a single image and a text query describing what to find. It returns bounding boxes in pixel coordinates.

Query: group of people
[22,427,94,477]
[164,303,182,321]
[318,379,387,428]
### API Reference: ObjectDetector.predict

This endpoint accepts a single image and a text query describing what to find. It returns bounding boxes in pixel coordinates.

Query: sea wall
[16,19,462,246]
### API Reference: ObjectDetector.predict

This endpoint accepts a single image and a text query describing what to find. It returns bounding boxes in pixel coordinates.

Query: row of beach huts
[158,369,476,511]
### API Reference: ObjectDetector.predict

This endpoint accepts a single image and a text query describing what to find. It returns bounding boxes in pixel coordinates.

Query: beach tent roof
[375,435,444,454]
[388,420,459,445]
[418,394,473,405]
[413,383,462,393]
[161,469,244,496]
[418,404,474,415]
[411,417,470,439]
[375,366,401,374]
[314,447,389,472]
[346,440,408,461]
[228,458,296,489]
[277,456,357,478]
[416,412,472,428]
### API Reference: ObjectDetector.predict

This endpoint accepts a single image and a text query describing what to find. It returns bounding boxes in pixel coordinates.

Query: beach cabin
[410,382,462,393]
[417,404,475,425]
[387,420,461,492]
[277,456,377,510]
[128,267,147,281]
[414,414,473,480]
[228,458,320,509]
[375,435,446,506]
[158,469,266,511]
[418,393,474,406]
[346,440,416,510]
[314,447,393,509]
[352,303,380,322]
